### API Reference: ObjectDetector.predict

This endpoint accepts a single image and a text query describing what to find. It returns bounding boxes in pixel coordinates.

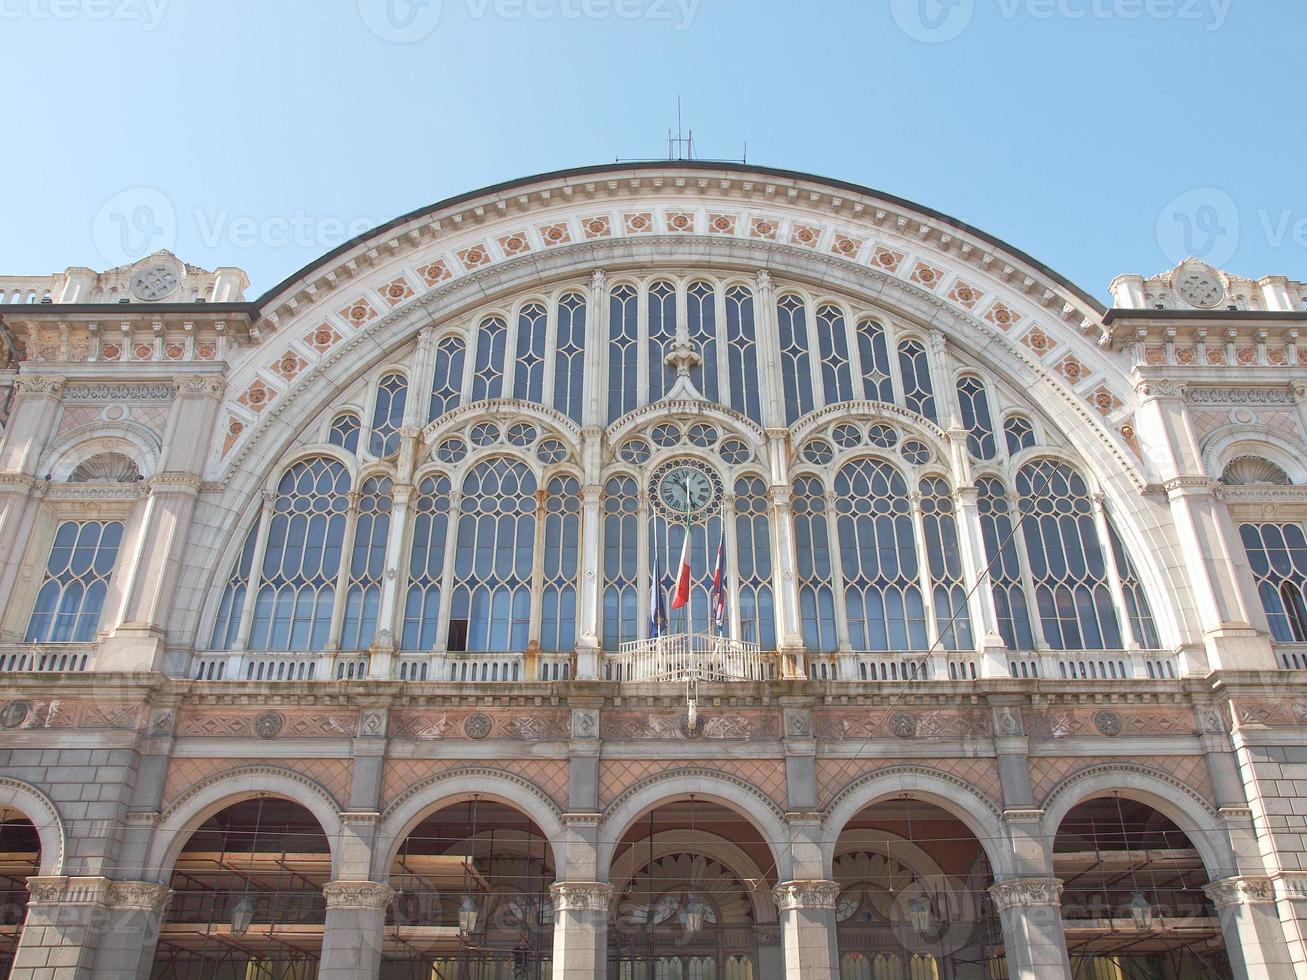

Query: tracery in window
[428,335,465,422]
[210,525,257,650]
[340,476,392,650]
[1016,460,1121,650]
[777,295,815,425]
[648,280,677,403]
[512,302,548,403]
[449,458,536,652]
[1106,519,1160,648]
[1003,415,1035,455]
[402,475,452,651]
[650,502,722,635]
[816,304,855,405]
[540,475,580,652]
[602,475,639,648]
[328,412,360,454]
[835,459,927,651]
[26,520,124,643]
[920,477,973,650]
[724,285,760,422]
[1240,523,1307,643]
[608,286,638,422]
[734,476,775,648]
[794,475,838,653]
[956,376,996,460]
[368,372,407,458]
[856,318,894,403]
[553,292,586,423]
[687,281,718,404]
[977,477,1034,651]
[471,316,507,401]
[896,339,937,423]
[249,457,350,652]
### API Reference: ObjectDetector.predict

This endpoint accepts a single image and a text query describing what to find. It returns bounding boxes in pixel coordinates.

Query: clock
[649,458,723,521]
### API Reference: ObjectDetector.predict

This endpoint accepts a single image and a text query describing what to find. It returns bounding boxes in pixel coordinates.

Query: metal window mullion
[636,280,651,408]
[327,492,363,652]
[1090,492,1136,653]
[721,491,741,642]
[635,489,651,637]
[1010,490,1049,652]
[432,489,463,655]
[804,297,822,414]
[824,490,852,654]
[584,270,608,428]
[714,283,730,408]
[909,490,938,654]
[542,296,558,411]
[232,495,274,652]
[528,487,548,647]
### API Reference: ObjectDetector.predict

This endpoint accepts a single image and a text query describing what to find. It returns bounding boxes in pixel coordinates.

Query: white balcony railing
[1274,644,1307,670]
[806,652,981,682]
[606,633,770,683]
[1007,650,1177,681]
[395,651,573,683]
[190,652,369,682]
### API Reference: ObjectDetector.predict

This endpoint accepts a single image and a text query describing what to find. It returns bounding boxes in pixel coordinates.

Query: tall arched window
[793,475,838,652]
[1017,460,1121,649]
[648,280,677,403]
[920,476,972,650]
[687,281,719,403]
[25,520,124,643]
[328,412,360,453]
[449,458,536,652]
[815,304,854,405]
[856,318,894,403]
[608,286,638,423]
[651,501,722,635]
[369,373,407,457]
[1241,523,1307,643]
[402,475,452,650]
[553,292,586,423]
[778,295,815,425]
[602,475,639,648]
[540,475,580,652]
[249,457,350,652]
[428,336,465,421]
[977,477,1034,651]
[1003,415,1035,455]
[340,476,392,650]
[209,525,257,650]
[835,459,926,651]
[956,376,996,460]
[724,285,760,422]
[512,302,548,403]
[1107,520,1160,648]
[897,339,937,423]
[734,476,775,648]
[471,316,507,401]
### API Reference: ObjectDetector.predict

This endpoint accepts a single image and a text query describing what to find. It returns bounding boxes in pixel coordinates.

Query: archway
[380,798,555,979]
[1054,795,1234,979]
[0,810,39,974]
[150,796,332,979]
[832,798,1002,980]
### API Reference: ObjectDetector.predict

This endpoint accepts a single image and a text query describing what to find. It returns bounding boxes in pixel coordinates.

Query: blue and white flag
[648,553,670,639]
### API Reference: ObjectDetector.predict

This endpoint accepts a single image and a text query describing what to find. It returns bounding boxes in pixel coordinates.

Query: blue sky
[1,0,1300,302]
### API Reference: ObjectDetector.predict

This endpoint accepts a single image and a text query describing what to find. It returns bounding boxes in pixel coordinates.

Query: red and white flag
[670,530,692,610]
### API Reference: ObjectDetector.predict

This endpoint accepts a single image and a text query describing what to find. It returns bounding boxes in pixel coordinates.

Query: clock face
[649,459,723,520]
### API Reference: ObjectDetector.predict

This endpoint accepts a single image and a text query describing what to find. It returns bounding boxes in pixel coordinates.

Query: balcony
[606,633,772,683]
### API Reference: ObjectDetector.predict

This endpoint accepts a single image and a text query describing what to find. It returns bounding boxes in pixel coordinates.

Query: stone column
[1203,876,1296,980]
[89,881,172,980]
[576,484,603,677]
[773,879,839,980]
[953,484,1008,677]
[987,878,1072,980]
[549,881,611,980]
[318,880,394,980]
[10,876,108,980]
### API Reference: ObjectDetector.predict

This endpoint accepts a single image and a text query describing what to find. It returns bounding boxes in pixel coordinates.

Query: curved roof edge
[250,161,1108,318]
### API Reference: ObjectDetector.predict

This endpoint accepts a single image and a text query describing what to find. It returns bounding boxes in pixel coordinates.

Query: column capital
[106,880,172,913]
[176,375,226,399]
[25,876,112,906]
[14,374,65,397]
[550,881,613,912]
[988,877,1064,911]
[1134,378,1186,401]
[1202,875,1275,909]
[322,879,395,910]
[772,879,840,912]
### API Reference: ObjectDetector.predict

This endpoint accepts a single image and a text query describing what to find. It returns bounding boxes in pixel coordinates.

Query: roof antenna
[668,96,693,161]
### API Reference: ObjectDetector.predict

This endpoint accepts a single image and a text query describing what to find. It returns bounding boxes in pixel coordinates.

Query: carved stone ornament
[14,375,65,397]
[988,878,1064,911]
[176,376,226,398]
[358,710,387,737]
[150,710,175,736]
[26,876,112,906]
[1202,876,1275,908]
[107,881,172,914]
[571,709,598,738]
[463,712,493,739]
[888,712,917,738]
[549,881,613,912]
[254,711,284,739]
[322,880,395,910]
[785,709,811,738]
[773,880,841,912]
[0,701,30,730]
[1093,710,1123,736]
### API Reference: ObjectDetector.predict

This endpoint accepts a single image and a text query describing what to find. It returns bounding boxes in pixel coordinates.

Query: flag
[648,552,669,639]
[711,536,726,631]
[670,528,692,610]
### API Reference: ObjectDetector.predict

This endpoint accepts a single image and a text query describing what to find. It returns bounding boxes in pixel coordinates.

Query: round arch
[0,778,65,875]
[607,397,766,447]
[821,767,1012,879]
[44,428,158,481]
[373,767,567,881]
[598,768,791,883]
[1204,426,1307,485]
[421,397,584,449]
[143,766,344,881]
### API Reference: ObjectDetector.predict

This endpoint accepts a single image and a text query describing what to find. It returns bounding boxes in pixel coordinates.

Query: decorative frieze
[1187,387,1295,407]
[64,382,175,402]
[988,878,1064,911]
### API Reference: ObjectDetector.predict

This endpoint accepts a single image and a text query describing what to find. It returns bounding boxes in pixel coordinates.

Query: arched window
[651,496,722,635]
[856,318,894,403]
[687,281,719,403]
[553,292,586,423]
[1003,415,1035,455]
[648,280,677,403]
[541,474,580,652]
[1016,460,1121,649]
[1239,523,1307,643]
[369,373,407,457]
[210,525,257,650]
[977,477,1034,651]
[428,335,465,421]
[328,412,360,453]
[897,339,937,423]
[512,302,548,403]
[734,476,775,648]
[449,458,536,652]
[25,520,124,643]
[815,304,854,405]
[836,459,927,651]
[340,476,392,650]
[920,476,973,650]
[778,295,815,425]
[608,286,638,422]
[402,475,452,650]
[471,316,507,401]
[601,476,640,649]
[956,376,996,460]
[724,285,761,422]
[793,475,838,652]
[1106,520,1160,648]
[249,457,350,652]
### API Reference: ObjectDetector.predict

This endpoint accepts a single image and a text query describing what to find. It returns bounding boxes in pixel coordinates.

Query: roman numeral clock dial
[650,459,723,521]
